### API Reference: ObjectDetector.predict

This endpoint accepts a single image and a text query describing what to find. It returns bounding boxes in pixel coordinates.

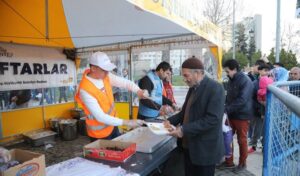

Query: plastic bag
[0,147,11,163]
[223,130,233,157]
[222,114,233,157]
[222,113,232,132]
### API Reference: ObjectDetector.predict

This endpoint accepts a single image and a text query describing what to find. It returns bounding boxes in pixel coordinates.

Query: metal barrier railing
[263,81,300,176]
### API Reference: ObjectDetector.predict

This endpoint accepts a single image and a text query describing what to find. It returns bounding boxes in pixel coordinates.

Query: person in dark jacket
[165,57,225,176]
[248,60,268,153]
[247,60,264,141]
[222,59,253,173]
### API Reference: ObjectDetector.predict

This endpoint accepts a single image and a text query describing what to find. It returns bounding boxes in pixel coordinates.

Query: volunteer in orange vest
[76,52,146,141]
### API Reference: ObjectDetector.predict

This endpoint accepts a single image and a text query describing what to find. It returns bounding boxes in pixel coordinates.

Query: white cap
[89,52,116,71]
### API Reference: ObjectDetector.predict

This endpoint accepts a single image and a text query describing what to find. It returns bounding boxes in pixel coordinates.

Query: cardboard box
[83,139,136,162]
[0,149,45,176]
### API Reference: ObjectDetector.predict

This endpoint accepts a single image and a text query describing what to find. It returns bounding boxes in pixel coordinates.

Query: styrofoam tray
[113,127,173,153]
[146,122,170,135]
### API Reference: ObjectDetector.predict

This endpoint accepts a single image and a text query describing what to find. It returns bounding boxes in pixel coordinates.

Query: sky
[237,0,300,57]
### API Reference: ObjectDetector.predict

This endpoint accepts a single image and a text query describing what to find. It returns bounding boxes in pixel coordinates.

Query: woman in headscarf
[269,67,289,82]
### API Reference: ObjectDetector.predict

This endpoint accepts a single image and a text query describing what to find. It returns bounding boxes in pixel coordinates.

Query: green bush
[172,75,186,86]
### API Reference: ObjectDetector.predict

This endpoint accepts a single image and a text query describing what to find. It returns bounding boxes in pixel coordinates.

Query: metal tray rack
[23,129,56,146]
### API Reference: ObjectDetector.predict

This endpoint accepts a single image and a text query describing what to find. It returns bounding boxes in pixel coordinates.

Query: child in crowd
[248,64,273,153]
[257,65,273,106]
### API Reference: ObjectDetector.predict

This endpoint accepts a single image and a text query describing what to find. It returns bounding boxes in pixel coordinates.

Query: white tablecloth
[46,157,139,176]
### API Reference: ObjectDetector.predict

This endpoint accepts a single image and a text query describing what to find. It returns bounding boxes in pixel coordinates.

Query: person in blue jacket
[138,61,176,120]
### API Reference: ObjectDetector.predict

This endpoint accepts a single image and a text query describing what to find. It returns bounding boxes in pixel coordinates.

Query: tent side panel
[1,108,44,137]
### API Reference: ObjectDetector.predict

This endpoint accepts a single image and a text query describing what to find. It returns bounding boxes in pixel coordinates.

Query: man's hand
[163,120,176,131]
[123,119,145,128]
[172,103,180,111]
[160,105,175,116]
[137,89,149,99]
[166,105,175,114]
[168,126,183,138]
[159,105,167,116]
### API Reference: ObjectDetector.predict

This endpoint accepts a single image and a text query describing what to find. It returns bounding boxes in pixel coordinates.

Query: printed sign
[0,43,76,91]
[16,163,39,176]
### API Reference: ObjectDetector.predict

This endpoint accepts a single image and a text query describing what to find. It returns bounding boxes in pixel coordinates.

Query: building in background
[296,0,300,18]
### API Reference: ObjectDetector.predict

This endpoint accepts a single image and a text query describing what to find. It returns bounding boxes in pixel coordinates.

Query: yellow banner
[127,0,222,47]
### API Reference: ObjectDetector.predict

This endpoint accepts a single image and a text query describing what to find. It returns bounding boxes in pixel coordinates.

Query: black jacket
[168,76,225,165]
[252,78,263,117]
[225,71,253,120]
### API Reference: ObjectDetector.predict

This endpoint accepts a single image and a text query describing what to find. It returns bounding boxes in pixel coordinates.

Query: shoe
[216,161,235,169]
[233,165,247,173]
[247,138,251,143]
[248,146,256,153]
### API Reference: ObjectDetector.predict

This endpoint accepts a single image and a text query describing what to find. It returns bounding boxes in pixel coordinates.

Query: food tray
[23,129,56,146]
[113,127,173,153]
[146,122,175,135]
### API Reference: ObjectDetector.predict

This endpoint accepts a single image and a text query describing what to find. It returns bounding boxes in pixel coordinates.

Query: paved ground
[216,137,263,176]
[162,137,262,176]
[7,135,90,166]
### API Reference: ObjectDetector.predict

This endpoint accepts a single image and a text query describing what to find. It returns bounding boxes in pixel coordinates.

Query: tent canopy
[0,0,223,78]
[0,0,221,48]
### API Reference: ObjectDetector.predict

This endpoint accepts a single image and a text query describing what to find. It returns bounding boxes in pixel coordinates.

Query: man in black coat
[223,59,253,173]
[165,57,225,176]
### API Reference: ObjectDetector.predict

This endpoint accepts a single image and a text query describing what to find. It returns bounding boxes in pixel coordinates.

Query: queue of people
[75,52,224,176]
[75,51,299,176]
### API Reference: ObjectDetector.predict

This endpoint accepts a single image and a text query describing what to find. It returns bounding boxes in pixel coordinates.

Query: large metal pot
[70,108,85,119]
[49,118,61,136]
[59,119,78,141]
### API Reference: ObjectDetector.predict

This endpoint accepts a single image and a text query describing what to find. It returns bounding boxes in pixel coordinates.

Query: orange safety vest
[163,87,167,97]
[75,69,116,139]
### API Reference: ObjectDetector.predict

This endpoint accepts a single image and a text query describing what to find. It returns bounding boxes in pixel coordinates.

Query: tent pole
[128,47,133,119]
[45,0,49,40]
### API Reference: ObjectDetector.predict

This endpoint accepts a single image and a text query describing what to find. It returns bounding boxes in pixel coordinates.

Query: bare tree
[280,23,300,59]
[203,0,232,26]
[202,0,246,50]
[202,0,233,48]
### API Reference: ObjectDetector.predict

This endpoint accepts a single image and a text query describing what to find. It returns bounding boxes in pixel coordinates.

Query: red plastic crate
[83,139,136,162]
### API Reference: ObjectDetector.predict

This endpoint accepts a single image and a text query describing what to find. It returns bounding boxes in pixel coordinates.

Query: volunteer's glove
[123,120,145,128]
[137,89,149,99]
